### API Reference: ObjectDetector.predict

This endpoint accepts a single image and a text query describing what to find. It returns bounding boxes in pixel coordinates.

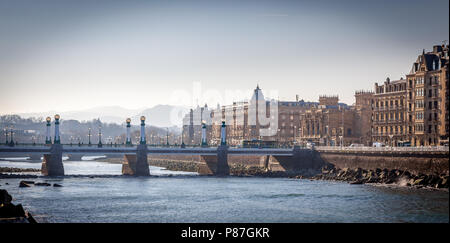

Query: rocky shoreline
[299,165,449,189]
[0,167,40,179]
[143,160,450,189]
[150,160,199,172]
[0,167,40,173]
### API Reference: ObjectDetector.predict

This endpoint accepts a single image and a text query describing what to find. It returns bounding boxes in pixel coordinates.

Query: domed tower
[249,84,265,139]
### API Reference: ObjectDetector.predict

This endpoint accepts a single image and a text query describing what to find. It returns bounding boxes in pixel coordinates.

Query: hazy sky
[0,0,448,114]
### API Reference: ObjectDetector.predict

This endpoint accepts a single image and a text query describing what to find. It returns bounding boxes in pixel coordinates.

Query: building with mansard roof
[406,44,449,146]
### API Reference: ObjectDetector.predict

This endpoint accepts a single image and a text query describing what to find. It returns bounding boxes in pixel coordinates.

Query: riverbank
[0,167,40,179]
[95,156,449,189]
[301,165,449,189]
[0,167,40,173]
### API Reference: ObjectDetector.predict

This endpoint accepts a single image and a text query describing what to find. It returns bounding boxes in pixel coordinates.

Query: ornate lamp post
[181,131,185,148]
[166,127,169,146]
[45,117,52,144]
[9,126,14,146]
[54,114,61,144]
[140,116,146,145]
[220,121,227,146]
[201,121,207,147]
[98,126,102,148]
[4,127,8,145]
[88,128,92,146]
[126,118,132,146]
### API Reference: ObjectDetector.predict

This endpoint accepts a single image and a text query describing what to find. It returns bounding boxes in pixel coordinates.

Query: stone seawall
[105,151,450,188]
[148,151,449,176]
[317,151,449,176]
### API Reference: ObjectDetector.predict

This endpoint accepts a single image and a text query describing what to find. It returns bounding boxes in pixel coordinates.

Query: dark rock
[0,189,37,223]
[413,178,424,185]
[428,175,440,186]
[21,180,35,184]
[354,168,363,179]
[350,180,364,185]
[440,177,448,188]
[19,181,33,187]
[35,182,51,186]
[53,183,63,187]
[0,189,12,205]
[0,203,26,218]
[366,177,379,183]
[385,179,395,184]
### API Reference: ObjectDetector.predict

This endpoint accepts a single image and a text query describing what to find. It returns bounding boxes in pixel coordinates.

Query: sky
[0,0,448,114]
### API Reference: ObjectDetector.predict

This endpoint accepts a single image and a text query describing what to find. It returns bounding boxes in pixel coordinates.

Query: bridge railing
[315,146,449,152]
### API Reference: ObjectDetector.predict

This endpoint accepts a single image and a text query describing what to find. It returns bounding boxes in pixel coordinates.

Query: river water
[0,157,448,223]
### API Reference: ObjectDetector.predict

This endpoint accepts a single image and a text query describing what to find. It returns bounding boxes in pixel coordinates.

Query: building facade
[406,45,449,146]
[354,90,374,145]
[298,95,362,146]
[371,77,408,146]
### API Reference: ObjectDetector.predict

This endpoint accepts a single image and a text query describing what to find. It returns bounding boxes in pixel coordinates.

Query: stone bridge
[0,144,319,176]
[1,114,447,177]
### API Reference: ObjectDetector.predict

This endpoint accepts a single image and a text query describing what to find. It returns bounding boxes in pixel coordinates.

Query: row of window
[374,126,404,135]
[409,76,440,87]
[409,100,439,110]
[415,88,440,98]
[374,112,404,121]
[374,99,405,108]
[415,100,424,108]
[415,112,424,120]
[415,88,424,97]
[376,83,407,94]
[414,124,439,133]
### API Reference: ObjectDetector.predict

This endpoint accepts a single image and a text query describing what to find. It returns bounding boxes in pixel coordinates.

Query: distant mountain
[132,104,189,128]
[17,106,139,124]
[16,105,188,128]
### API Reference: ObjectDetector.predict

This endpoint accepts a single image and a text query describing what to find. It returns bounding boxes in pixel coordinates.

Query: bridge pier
[198,145,229,175]
[41,144,64,176]
[28,154,42,161]
[67,154,83,161]
[122,144,150,176]
[270,146,323,172]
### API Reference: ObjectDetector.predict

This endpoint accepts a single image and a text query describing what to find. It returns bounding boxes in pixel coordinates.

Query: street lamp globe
[54,114,60,120]
[140,116,146,121]
[46,117,51,122]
